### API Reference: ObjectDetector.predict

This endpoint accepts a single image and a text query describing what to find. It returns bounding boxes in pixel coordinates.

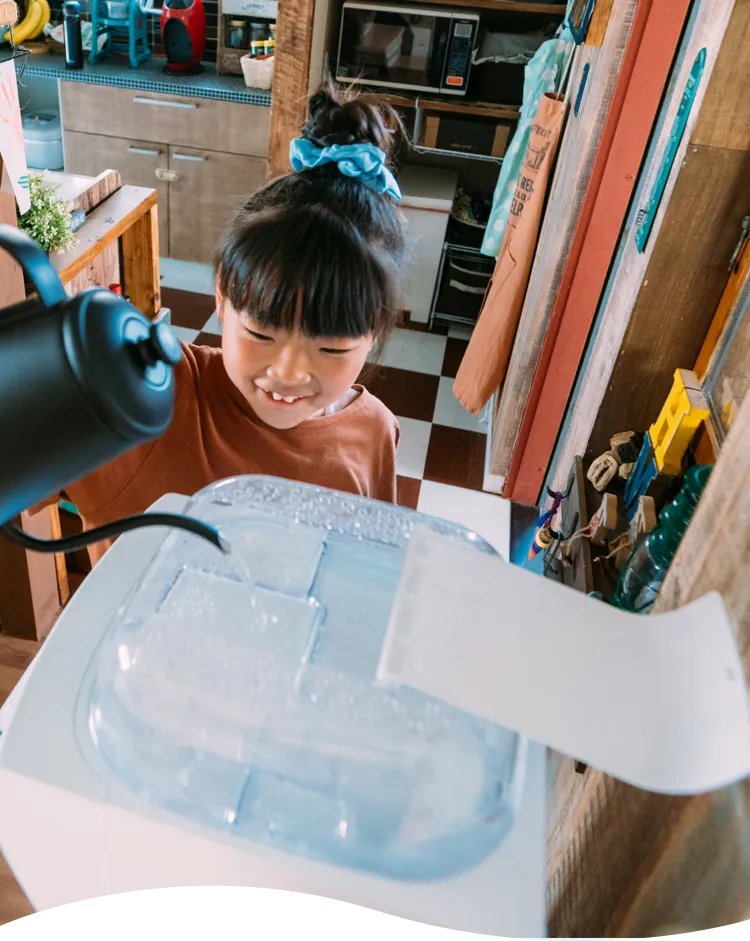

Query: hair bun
[303,81,401,159]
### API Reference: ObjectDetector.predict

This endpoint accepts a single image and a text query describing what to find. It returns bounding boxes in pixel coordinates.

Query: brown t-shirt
[40,343,399,565]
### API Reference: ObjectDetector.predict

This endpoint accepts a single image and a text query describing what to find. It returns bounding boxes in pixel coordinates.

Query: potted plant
[17,173,76,256]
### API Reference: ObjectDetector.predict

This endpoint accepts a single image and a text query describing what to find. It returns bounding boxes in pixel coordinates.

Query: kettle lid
[64,289,181,441]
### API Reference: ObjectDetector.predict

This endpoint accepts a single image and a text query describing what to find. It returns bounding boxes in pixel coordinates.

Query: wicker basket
[240,53,274,90]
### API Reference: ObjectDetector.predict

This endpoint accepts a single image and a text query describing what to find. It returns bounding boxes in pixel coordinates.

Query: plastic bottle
[612,464,712,613]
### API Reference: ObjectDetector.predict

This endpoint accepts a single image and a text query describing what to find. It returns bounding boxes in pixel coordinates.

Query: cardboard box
[422,114,513,158]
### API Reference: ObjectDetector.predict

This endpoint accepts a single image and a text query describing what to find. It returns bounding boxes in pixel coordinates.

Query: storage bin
[432,244,494,326]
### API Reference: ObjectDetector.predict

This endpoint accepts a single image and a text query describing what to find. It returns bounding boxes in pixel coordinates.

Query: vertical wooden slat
[268,0,317,179]
[546,0,740,494]
[120,204,161,319]
[584,0,615,46]
[48,505,70,609]
[503,0,693,505]
[490,0,636,479]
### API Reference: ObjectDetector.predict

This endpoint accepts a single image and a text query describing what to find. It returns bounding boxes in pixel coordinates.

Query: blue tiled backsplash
[48,0,219,61]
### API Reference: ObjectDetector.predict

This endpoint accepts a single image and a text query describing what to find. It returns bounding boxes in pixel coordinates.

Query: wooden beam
[121,203,161,319]
[268,0,316,179]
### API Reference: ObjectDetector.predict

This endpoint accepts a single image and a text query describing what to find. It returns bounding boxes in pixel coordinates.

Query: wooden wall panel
[547,0,737,495]
[588,144,750,456]
[690,0,750,152]
[490,0,636,479]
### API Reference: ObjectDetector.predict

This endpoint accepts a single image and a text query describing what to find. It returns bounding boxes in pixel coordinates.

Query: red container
[161,0,206,74]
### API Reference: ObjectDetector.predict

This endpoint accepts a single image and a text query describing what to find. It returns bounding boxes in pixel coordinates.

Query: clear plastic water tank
[87,477,525,881]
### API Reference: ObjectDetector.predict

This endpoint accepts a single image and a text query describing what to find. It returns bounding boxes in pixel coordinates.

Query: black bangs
[216,204,398,339]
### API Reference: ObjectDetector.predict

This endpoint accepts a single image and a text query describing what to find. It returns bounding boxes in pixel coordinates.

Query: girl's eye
[247,329,273,342]
[320,347,353,355]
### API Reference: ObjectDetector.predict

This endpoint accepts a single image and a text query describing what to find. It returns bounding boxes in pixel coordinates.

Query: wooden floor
[0,634,39,925]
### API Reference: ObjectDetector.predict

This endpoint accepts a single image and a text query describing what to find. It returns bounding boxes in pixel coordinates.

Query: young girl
[33,86,406,565]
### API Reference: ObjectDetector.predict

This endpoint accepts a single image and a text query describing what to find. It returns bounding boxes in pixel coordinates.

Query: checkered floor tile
[161,286,493,512]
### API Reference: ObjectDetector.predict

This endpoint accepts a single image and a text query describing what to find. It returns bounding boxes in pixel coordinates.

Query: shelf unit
[410,105,508,163]
[391,0,566,11]
[384,94,521,121]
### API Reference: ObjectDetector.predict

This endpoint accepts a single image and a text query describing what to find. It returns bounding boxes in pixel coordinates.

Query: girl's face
[219,297,374,430]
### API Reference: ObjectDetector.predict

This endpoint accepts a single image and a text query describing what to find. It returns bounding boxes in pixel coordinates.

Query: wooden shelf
[385,94,521,121]
[395,0,566,12]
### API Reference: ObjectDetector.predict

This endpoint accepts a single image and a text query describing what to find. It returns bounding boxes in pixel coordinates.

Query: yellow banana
[4,0,42,42]
[28,0,49,38]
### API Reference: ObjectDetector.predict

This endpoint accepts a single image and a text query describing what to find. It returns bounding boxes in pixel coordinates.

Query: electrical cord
[1,512,230,555]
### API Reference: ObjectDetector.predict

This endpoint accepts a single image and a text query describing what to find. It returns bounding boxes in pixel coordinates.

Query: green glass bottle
[612,465,712,613]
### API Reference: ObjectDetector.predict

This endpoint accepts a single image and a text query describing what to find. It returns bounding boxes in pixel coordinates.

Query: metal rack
[412,104,506,165]
[429,240,494,329]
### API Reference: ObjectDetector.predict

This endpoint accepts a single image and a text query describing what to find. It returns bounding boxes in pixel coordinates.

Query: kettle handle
[0,225,68,307]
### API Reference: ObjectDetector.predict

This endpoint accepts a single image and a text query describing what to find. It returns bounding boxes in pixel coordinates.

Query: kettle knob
[132,321,183,369]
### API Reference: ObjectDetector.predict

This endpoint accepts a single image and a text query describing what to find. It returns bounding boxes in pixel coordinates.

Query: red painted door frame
[503,0,692,506]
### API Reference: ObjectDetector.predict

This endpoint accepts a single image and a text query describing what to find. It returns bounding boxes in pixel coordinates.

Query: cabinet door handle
[128,146,160,157]
[132,96,198,110]
[155,168,181,182]
[172,153,207,162]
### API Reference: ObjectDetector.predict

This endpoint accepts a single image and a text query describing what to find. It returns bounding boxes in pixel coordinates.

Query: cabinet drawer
[60,82,270,158]
[168,146,267,265]
[63,129,169,256]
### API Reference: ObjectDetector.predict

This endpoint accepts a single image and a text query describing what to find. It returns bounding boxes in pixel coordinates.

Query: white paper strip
[377,527,750,796]
[0,60,30,215]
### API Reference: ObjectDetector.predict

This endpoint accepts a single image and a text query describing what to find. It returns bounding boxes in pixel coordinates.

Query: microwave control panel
[443,18,475,92]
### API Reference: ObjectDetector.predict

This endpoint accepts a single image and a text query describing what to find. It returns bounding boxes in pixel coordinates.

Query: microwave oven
[336,2,479,97]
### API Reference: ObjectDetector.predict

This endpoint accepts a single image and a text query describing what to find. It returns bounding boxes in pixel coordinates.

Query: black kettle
[0,225,224,554]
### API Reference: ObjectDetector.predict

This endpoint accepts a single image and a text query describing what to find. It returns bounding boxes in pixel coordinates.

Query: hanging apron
[454,92,566,416]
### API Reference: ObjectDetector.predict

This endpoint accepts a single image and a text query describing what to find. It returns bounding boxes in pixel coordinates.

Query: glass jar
[227,18,249,49]
[248,21,268,57]
[264,22,276,55]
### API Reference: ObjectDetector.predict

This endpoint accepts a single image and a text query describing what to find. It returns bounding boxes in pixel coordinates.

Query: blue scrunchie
[289,138,402,201]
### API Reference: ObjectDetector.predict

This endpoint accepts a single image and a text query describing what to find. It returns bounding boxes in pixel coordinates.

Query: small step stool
[90,0,151,69]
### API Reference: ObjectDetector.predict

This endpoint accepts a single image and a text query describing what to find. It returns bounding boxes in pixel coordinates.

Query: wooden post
[267,0,316,178]
[121,203,161,318]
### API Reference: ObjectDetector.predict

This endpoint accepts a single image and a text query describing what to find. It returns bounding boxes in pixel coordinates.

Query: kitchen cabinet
[60,83,270,158]
[61,82,270,264]
[63,130,170,254]
[168,146,266,264]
